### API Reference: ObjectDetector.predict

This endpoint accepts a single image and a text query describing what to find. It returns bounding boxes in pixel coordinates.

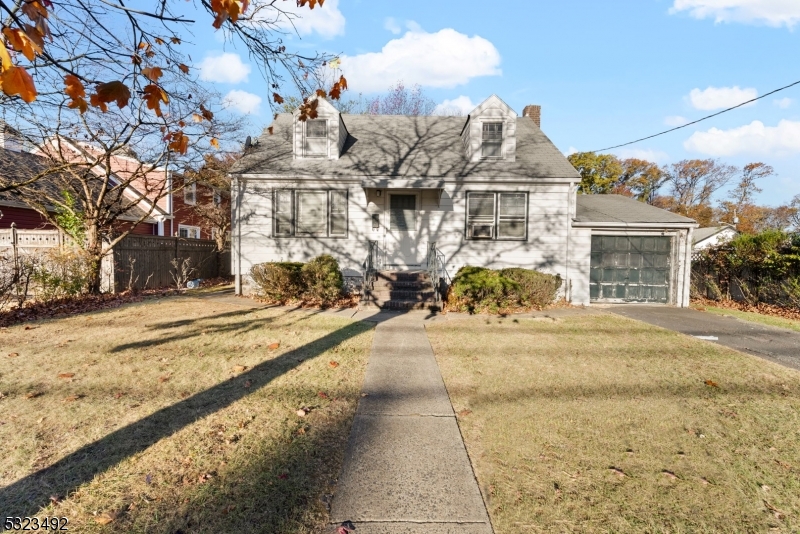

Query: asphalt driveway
[609,305,800,372]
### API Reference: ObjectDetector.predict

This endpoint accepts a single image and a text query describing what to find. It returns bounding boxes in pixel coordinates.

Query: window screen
[466,192,527,241]
[389,194,416,232]
[274,190,293,236]
[296,191,328,235]
[304,120,328,156]
[497,193,526,239]
[481,122,503,158]
[329,190,348,236]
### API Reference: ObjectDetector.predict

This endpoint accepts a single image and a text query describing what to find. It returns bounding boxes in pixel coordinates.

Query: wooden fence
[0,228,228,293]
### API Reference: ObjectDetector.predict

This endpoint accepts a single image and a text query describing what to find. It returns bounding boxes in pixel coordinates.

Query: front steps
[362,270,439,310]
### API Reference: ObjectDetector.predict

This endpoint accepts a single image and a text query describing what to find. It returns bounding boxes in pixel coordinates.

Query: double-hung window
[184,182,196,205]
[466,192,527,240]
[481,122,503,158]
[273,189,348,238]
[304,119,328,157]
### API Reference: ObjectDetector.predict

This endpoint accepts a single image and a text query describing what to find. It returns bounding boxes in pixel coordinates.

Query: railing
[362,240,381,294]
[426,241,450,305]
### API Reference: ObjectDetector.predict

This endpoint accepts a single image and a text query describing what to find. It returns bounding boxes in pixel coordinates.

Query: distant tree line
[568,152,800,233]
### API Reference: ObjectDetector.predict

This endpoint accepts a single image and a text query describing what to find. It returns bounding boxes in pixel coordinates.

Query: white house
[692,225,738,251]
[230,95,697,307]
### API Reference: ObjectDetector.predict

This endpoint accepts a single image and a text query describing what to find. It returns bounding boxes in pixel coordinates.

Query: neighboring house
[692,225,738,251]
[230,95,698,306]
[0,133,227,241]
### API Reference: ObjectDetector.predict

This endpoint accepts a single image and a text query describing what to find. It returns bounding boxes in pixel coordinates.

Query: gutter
[572,220,699,229]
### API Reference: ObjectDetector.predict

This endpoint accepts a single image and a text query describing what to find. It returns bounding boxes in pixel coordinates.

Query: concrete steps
[362,270,439,310]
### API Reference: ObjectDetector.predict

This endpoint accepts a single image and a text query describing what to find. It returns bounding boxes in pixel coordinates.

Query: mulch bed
[692,297,800,322]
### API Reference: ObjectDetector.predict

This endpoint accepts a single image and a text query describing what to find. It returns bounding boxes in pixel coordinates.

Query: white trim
[178,224,201,239]
[572,221,698,229]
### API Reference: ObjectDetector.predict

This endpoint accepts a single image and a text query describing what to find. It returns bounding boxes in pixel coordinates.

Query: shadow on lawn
[0,308,390,521]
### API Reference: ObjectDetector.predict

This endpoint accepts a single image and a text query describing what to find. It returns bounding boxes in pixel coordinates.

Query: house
[230,95,698,307]
[692,225,737,251]
[0,132,227,242]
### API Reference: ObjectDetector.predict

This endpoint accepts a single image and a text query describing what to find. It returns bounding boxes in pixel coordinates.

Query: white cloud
[222,90,262,114]
[199,52,251,84]
[684,119,800,156]
[688,86,757,110]
[670,0,800,28]
[565,147,579,156]
[775,97,794,109]
[665,115,689,127]
[434,96,476,116]
[340,27,501,93]
[384,17,401,34]
[614,148,670,164]
[272,0,345,39]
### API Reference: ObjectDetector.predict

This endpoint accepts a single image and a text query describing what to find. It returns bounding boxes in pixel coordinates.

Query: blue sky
[186,0,800,206]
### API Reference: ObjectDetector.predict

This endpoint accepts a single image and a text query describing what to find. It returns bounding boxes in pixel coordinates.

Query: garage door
[590,235,672,303]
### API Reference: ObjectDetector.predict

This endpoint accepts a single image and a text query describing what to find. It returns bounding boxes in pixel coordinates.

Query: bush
[446,266,561,313]
[32,248,91,303]
[249,254,343,306]
[301,254,343,304]
[250,261,304,302]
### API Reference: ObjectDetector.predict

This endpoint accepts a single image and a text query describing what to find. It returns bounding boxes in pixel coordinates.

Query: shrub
[249,254,344,305]
[446,266,561,313]
[301,254,343,305]
[250,261,304,302]
[32,248,91,303]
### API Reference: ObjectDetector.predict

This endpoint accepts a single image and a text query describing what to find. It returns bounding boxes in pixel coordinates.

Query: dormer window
[304,119,328,157]
[482,122,503,158]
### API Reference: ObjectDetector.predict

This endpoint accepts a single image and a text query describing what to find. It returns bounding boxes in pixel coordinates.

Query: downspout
[565,182,575,303]
[233,176,241,294]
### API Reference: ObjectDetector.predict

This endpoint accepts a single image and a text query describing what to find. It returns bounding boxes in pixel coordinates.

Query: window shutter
[497,193,526,239]
[296,191,327,235]
[274,190,293,236]
[329,190,347,236]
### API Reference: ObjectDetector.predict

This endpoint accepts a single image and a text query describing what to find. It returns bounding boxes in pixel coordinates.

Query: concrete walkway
[609,305,800,371]
[330,310,493,534]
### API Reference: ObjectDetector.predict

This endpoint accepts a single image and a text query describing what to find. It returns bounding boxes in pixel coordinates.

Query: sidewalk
[330,310,493,534]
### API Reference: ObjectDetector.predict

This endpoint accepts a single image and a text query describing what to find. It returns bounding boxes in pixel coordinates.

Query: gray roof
[575,194,697,226]
[233,113,580,180]
[693,225,736,244]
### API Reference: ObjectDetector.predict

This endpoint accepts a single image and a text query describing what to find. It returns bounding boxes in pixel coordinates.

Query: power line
[589,78,800,153]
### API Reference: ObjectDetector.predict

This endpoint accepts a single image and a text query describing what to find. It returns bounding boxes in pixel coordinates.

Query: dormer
[460,95,517,163]
[292,97,348,160]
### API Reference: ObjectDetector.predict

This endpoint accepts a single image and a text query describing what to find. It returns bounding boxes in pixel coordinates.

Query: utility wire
[589,78,800,153]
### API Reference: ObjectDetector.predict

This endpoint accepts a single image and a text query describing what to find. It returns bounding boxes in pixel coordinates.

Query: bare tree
[728,162,774,208]
[183,153,240,252]
[662,159,737,216]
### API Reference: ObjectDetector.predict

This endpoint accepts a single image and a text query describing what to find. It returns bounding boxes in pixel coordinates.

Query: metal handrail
[362,240,380,295]
[426,241,450,304]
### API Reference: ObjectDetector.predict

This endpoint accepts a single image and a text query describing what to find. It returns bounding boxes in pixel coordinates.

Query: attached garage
[574,195,697,307]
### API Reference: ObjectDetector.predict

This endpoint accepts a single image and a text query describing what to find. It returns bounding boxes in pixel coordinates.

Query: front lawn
[0,296,373,533]
[427,313,800,533]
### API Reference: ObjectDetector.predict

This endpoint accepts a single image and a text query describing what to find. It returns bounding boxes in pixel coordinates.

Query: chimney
[522,105,541,128]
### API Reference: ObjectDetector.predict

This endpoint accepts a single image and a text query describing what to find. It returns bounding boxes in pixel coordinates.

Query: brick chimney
[522,105,541,127]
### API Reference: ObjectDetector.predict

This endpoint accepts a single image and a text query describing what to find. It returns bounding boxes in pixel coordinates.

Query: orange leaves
[297,97,319,121]
[704,379,719,388]
[143,84,169,117]
[142,66,163,82]
[178,63,190,75]
[210,0,250,29]
[199,104,214,121]
[210,138,220,149]
[166,130,189,154]
[1,65,37,102]
[272,92,284,104]
[64,74,88,113]
[3,27,43,61]
[92,80,131,111]
[329,74,347,100]
[315,88,327,99]
[298,0,325,8]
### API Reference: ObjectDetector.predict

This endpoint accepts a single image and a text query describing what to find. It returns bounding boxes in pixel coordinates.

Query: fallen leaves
[63,394,82,402]
[158,375,171,383]
[243,380,252,388]
[329,360,339,368]
[25,391,42,399]
[267,342,280,350]
[8,352,19,358]
[296,408,308,417]
[232,365,247,373]
[94,512,115,525]
[704,380,719,388]
[609,467,626,478]
[457,409,473,417]
[57,372,75,379]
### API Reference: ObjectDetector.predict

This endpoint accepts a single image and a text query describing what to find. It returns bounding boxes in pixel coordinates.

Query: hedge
[446,266,561,313]
[249,254,343,306]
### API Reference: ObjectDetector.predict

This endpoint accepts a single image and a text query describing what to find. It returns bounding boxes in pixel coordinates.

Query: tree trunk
[85,223,104,294]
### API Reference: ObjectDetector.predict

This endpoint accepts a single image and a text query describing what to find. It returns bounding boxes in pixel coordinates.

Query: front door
[385,193,421,268]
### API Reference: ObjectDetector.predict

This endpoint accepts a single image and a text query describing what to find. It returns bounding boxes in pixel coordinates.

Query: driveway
[608,305,800,372]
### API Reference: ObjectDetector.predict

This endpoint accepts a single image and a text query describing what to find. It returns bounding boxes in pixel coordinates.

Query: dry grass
[427,313,800,534]
[0,295,373,533]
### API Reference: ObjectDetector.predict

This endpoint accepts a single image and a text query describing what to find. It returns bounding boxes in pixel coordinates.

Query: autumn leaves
[0,0,49,103]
